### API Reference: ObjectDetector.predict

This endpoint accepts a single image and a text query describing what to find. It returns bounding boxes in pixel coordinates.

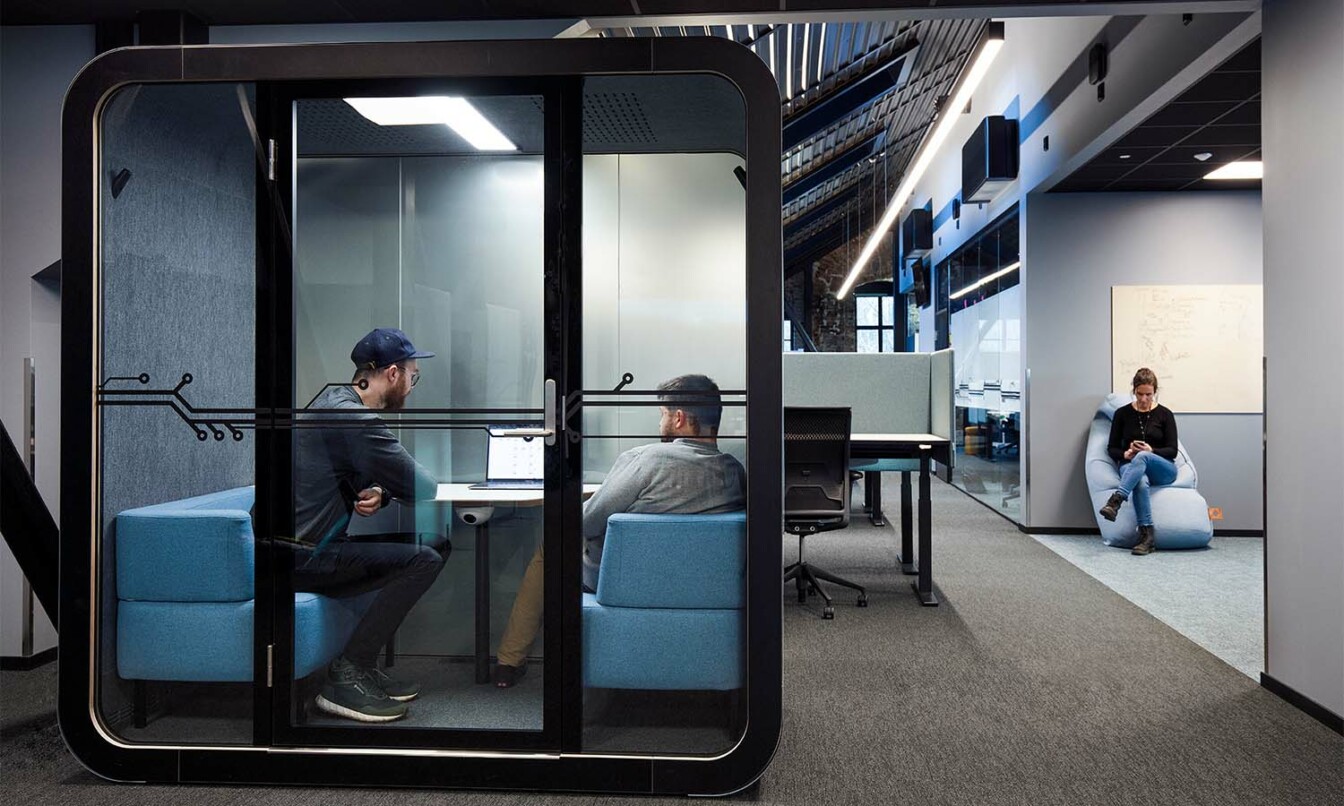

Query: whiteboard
[1111,285,1263,413]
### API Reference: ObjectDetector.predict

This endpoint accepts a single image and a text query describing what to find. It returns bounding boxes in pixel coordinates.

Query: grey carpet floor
[4,477,1341,805]
[1031,533,1264,679]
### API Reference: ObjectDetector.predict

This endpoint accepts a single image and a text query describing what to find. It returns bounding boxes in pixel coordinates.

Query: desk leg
[912,450,939,606]
[867,471,886,527]
[898,471,917,575]
[475,522,491,683]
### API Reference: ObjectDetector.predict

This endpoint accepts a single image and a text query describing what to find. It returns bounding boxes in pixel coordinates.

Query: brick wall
[803,225,894,352]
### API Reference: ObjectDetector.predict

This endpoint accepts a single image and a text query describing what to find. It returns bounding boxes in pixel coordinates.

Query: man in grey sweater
[491,374,746,687]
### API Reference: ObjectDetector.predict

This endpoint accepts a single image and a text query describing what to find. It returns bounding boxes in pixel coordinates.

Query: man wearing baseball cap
[292,327,443,723]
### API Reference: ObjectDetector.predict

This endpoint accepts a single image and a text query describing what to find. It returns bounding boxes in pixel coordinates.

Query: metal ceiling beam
[783,130,886,205]
[1,1,1263,28]
[782,41,919,151]
[785,180,862,236]
[569,2,1257,28]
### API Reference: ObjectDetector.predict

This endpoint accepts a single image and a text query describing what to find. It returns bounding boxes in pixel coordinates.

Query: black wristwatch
[371,485,391,508]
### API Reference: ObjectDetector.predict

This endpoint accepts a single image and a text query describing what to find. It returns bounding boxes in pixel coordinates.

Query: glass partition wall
[940,207,1021,520]
[580,75,749,756]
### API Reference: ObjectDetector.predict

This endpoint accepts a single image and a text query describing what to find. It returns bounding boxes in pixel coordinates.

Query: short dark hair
[1131,367,1158,392]
[657,374,724,431]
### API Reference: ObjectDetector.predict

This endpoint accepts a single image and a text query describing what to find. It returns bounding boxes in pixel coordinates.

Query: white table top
[435,483,600,504]
[851,432,949,444]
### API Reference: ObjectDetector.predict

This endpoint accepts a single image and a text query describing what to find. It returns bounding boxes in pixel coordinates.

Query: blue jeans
[1116,453,1178,527]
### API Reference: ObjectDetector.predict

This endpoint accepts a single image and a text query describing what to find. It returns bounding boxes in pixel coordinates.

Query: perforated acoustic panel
[583,92,659,147]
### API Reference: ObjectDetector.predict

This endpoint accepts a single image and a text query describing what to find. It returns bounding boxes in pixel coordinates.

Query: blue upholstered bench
[116,486,375,721]
[1085,395,1214,550]
[581,512,746,691]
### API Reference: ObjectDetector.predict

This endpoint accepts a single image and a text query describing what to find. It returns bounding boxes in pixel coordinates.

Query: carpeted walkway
[4,477,1341,804]
[1031,533,1263,679]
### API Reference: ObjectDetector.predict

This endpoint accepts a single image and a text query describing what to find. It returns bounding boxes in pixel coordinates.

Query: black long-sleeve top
[1107,403,1179,464]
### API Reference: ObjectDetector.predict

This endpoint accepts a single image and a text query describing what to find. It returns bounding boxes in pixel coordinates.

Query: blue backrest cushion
[116,486,256,602]
[595,512,747,609]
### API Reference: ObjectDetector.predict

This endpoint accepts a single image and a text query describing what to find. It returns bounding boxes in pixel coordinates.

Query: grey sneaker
[360,665,420,702]
[315,658,408,723]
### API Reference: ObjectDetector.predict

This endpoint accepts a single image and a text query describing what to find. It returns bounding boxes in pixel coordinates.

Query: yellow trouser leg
[495,543,544,668]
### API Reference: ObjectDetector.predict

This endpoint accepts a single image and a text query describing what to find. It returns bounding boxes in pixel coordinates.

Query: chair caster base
[857,595,868,607]
[822,607,834,620]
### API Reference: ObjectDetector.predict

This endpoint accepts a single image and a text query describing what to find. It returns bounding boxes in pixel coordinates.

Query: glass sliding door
[260,81,570,751]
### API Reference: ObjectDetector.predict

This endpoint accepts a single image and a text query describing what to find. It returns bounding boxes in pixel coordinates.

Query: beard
[383,385,409,411]
[659,421,675,442]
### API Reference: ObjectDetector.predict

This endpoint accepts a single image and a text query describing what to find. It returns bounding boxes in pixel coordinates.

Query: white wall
[1262,0,1344,721]
[0,25,95,658]
[1025,191,1263,531]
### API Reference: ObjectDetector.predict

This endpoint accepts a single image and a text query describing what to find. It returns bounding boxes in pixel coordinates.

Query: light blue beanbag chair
[1085,394,1214,550]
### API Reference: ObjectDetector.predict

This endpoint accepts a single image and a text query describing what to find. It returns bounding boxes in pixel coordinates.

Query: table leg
[867,471,886,527]
[898,470,917,575]
[912,449,939,606]
[475,522,490,683]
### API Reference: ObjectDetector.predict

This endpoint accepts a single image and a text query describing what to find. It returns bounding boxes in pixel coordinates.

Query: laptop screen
[486,427,545,481]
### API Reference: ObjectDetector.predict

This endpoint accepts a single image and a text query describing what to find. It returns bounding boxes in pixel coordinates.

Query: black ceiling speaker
[901,208,933,261]
[1088,43,1108,85]
[961,116,1019,204]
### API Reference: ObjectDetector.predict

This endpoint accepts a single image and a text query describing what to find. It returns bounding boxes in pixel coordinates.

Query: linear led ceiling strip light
[950,260,1021,300]
[1204,160,1262,180]
[344,96,517,151]
[838,21,1006,299]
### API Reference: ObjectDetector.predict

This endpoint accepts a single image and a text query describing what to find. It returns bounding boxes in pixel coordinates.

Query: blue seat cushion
[118,590,375,682]
[117,487,257,602]
[581,593,743,690]
[596,513,746,609]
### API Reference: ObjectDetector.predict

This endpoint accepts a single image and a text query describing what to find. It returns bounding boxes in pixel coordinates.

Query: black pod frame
[60,37,782,796]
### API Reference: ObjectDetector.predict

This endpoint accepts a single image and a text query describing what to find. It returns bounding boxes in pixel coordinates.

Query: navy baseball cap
[350,328,436,370]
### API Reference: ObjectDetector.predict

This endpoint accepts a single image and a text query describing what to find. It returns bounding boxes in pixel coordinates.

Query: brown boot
[1099,492,1126,522]
[1132,525,1156,555]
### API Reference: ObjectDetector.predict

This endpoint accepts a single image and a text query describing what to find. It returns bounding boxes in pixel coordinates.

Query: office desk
[850,434,952,607]
[434,483,599,682]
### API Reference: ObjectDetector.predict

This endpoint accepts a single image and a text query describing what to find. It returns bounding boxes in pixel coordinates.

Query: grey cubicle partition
[782,350,955,468]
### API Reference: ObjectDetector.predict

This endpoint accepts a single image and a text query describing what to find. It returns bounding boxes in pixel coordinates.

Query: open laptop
[468,426,545,490]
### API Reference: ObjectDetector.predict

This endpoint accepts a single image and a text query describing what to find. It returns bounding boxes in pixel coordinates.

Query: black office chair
[783,406,867,619]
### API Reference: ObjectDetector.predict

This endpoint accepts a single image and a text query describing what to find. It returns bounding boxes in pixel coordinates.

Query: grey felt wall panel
[783,352,932,434]
[929,348,955,445]
[98,83,257,731]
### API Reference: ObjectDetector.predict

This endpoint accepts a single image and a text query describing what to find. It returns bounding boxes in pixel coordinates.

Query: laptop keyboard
[468,479,545,490]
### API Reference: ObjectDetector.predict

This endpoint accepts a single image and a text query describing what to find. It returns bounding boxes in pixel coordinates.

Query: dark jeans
[293,533,448,669]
